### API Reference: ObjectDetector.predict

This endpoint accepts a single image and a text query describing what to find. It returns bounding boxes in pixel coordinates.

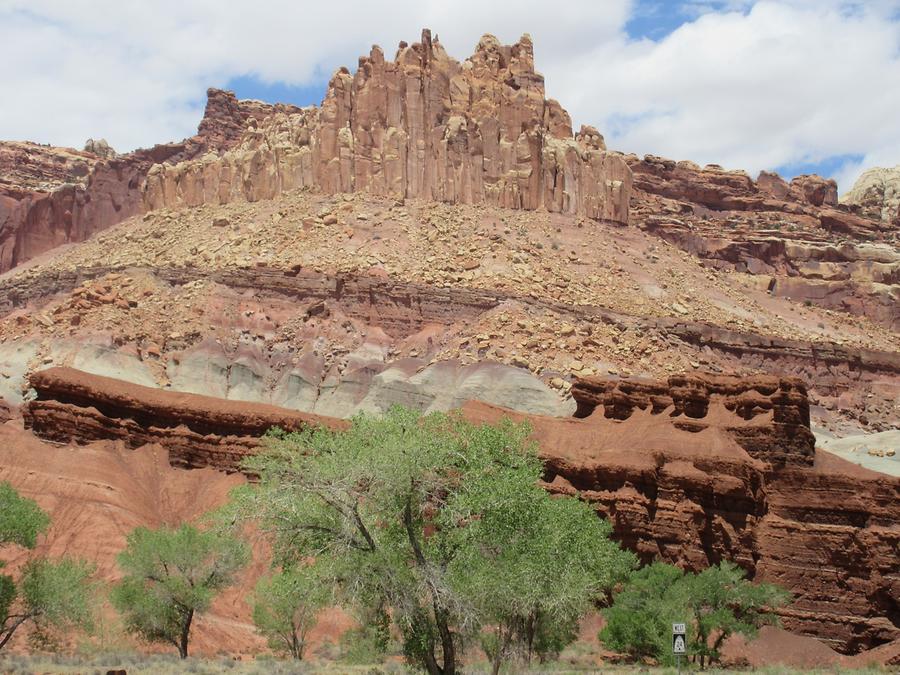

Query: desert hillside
[0,28,897,668]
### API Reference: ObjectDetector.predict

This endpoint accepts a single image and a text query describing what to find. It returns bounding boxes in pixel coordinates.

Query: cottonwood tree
[111,524,248,658]
[252,563,329,660]
[230,406,633,675]
[600,561,790,667]
[0,482,94,651]
[448,479,634,674]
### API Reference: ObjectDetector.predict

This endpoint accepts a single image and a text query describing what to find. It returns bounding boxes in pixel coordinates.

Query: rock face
[842,165,900,226]
[570,373,816,466]
[628,155,900,330]
[82,138,117,159]
[0,91,293,273]
[24,367,343,471]
[22,366,900,655]
[143,30,632,223]
[467,376,900,655]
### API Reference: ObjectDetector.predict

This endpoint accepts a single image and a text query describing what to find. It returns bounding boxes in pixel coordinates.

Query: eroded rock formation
[24,367,342,471]
[0,90,294,273]
[468,374,899,654]
[570,374,816,466]
[22,366,900,654]
[842,165,900,226]
[143,31,632,223]
[628,155,900,329]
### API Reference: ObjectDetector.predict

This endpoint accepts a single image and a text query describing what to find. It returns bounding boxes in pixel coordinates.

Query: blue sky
[3,0,900,191]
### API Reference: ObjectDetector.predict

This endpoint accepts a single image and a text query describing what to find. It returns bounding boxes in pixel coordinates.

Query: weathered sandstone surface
[570,374,816,466]
[21,366,900,655]
[468,376,899,654]
[0,90,292,273]
[842,165,900,225]
[1,264,897,429]
[24,367,342,471]
[628,156,900,329]
[144,30,632,223]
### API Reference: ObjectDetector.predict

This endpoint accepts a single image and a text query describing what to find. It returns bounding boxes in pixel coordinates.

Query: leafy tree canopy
[111,524,248,658]
[252,563,330,660]
[600,560,790,667]
[0,482,94,651]
[230,406,635,675]
[0,481,50,550]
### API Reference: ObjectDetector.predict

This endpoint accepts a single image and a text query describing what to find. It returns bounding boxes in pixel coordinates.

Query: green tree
[110,524,248,658]
[0,482,50,549]
[599,562,688,663]
[230,406,634,675]
[447,464,635,673]
[0,482,94,651]
[252,563,329,659]
[600,561,790,668]
[684,561,791,667]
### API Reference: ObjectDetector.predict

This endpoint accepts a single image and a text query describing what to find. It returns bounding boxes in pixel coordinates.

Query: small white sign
[673,634,686,654]
[672,623,686,634]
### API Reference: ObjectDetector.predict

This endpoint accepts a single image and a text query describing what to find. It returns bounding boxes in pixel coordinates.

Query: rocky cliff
[467,375,900,655]
[24,366,342,471]
[144,30,632,223]
[842,165,900,226]
[0,90,294,273]
[21,366,900,655]
[627,156,900,330]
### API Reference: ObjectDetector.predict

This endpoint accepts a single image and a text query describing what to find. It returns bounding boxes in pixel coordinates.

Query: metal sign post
[673,622,686,674]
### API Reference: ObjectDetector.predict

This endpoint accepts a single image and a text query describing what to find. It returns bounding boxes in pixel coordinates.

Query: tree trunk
[433,601,456,675]
[525,611,537,665]
[404,496,456,675]
[491,625,510,675]
[178,608,194,659]
[0,614,32,651]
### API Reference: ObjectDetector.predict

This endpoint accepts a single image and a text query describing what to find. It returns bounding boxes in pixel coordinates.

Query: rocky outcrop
[842,165,900,226]
[82,138,116,159]
[629,155,889,240]
[0,141,99,194]
[0,91,293,274]
[22,366,899,654]
[144,31,632,223]
[628,155,900,329]
[24,367,342,471]
[466,382,899,654]
[570,373,816,466]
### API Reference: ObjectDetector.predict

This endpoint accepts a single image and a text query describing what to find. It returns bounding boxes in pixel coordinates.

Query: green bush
[600,561,790,667]
[0,482,94,652]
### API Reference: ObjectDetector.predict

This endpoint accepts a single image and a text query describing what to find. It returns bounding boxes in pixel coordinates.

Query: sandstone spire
[144,29,632,223]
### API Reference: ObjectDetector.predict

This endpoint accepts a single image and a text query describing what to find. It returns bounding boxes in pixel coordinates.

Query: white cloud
[557,0,900,191]
[1,0,899,191]
[0,0,630,152]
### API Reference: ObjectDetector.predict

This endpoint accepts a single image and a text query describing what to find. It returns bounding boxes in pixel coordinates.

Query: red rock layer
[627,156,900,329]
[23,367,343,471]
[465,392,899,655]
[570,374,816,466]
[21,366,900,654]
[143,30,632,223]
[629,155,887,239]
[0,91,295,273]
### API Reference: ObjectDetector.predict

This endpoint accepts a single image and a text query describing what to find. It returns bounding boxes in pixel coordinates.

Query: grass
[0,653,892,675]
